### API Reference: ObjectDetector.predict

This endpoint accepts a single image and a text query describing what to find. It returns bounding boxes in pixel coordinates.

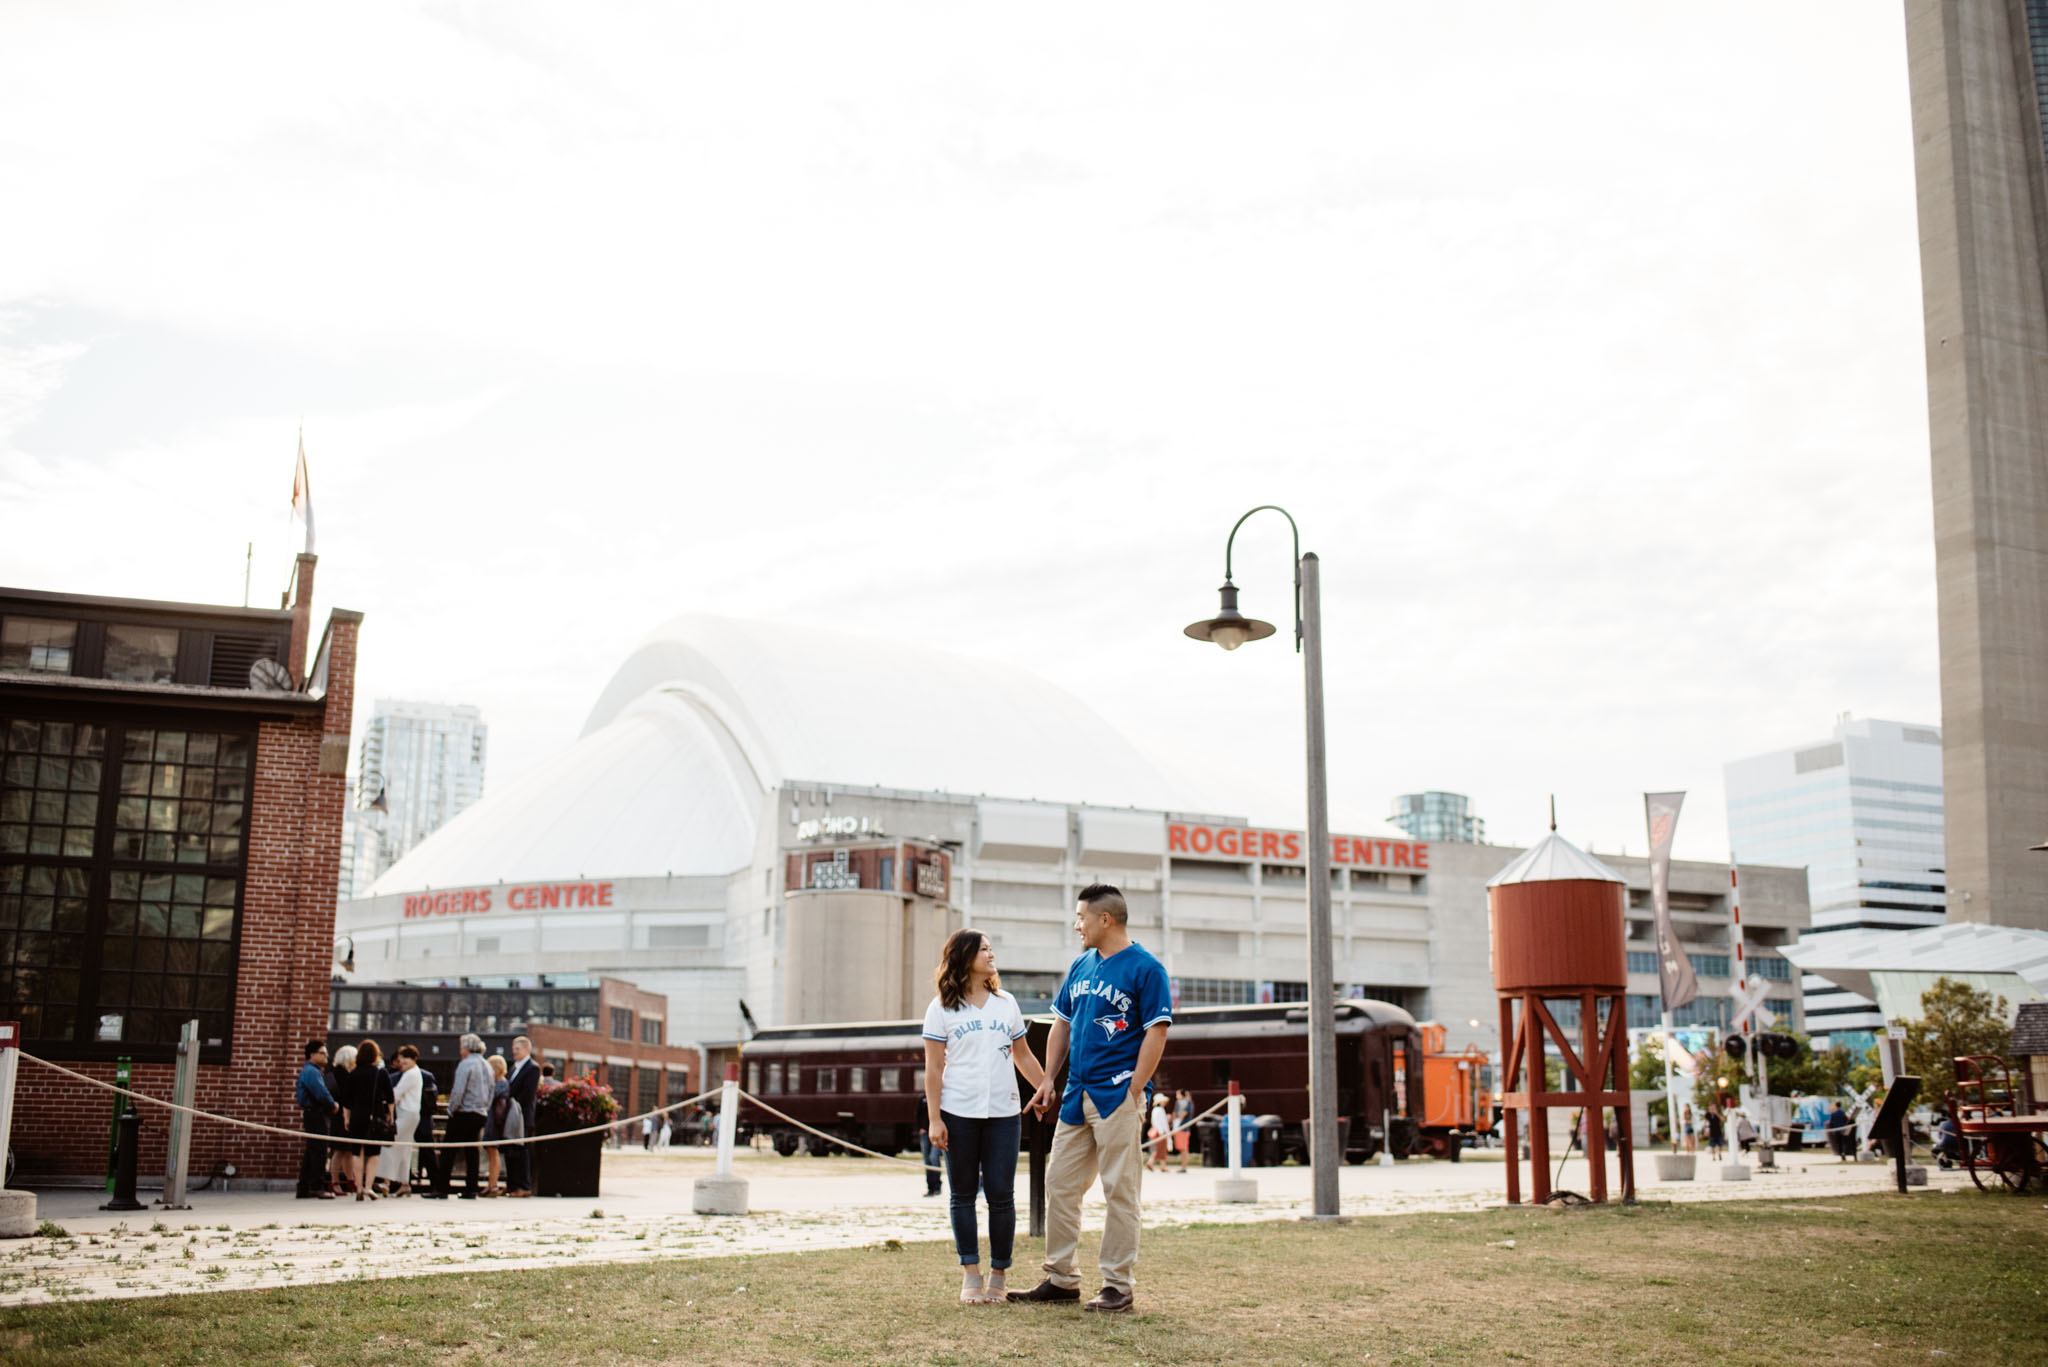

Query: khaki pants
[1042,1092,1145,1294]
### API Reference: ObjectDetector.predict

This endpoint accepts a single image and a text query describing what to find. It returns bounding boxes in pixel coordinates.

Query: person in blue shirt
[295,1039,338,1199]
[1009,883,1170,1315]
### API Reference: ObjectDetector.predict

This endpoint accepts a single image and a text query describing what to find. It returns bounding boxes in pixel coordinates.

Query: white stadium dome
[366,615,1180,893]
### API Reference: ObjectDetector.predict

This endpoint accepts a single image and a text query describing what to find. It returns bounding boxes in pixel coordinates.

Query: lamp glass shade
[1211,622,1250,651]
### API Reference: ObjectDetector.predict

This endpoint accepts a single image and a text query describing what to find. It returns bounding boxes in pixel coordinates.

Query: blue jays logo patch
[1095,1013,1130,1041]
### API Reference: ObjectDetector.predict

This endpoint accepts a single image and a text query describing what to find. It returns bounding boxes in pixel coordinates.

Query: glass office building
[355,699,487,883]
[1386,791,1485,844]
[1724,718,1945,1052]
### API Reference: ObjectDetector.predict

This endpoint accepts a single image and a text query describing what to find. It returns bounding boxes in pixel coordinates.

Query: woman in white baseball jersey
[924,929,1047,1305]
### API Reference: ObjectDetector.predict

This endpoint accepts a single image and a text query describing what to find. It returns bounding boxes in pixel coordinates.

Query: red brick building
[324,975,696,1122]
[1,556,359,1182]
[524,978,698,1121]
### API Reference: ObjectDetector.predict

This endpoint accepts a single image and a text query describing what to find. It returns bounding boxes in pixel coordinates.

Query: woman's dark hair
[934,929,1000,1010]
[396,1044,418,1062]
[356,1039,381,1069]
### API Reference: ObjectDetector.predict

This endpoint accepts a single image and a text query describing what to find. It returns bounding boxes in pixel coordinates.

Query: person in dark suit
[504,1035,541,1197]
[295,1040,338,1199]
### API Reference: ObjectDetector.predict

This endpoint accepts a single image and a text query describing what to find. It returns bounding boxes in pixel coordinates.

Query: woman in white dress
[386,1044,424,1197]
[923,929,1047,1305]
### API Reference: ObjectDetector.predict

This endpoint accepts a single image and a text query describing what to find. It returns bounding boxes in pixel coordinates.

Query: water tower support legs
[1500,995,1521,1205]
[1525,993,1550,1204]
[1580,990,1607,1204]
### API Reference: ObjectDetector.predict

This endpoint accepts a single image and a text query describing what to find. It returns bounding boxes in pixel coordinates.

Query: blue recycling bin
[1218,1115,1258,1166]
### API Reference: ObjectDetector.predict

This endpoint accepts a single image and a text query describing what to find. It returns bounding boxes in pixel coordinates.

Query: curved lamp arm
[1223,504,1303,652]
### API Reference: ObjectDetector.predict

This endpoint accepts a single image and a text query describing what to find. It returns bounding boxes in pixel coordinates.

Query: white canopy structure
[1781,922,2048,1024]
[368,614,1179,894]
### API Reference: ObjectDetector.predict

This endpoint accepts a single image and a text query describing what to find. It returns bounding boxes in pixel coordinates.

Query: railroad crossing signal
[1729,974,1776,1033]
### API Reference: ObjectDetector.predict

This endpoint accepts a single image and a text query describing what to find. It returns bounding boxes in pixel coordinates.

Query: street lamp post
[1184,506,1341,1220]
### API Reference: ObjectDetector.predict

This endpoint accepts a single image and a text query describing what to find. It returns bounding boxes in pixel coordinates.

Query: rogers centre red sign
[402,880,616,918]
[1167,823,1428,870]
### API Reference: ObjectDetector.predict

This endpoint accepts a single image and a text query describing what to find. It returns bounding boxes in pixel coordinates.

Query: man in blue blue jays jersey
[1008,883,1170,1314]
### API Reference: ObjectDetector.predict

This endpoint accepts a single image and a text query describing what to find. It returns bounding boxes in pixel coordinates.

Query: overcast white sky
[0,3,1936,864]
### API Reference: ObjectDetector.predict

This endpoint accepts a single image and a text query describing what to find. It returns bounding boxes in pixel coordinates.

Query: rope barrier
[17,1051,720,1151]
[736,1088,1229,1171]
[16,1047,1229,1172]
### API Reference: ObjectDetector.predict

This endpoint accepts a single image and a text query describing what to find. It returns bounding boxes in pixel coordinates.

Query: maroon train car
[734,998,1425,1164]
[735,1017,943,1156]
[1162,1000,1426,1163]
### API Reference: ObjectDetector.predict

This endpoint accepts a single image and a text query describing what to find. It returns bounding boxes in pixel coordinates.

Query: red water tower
[1488,829,1634,1204]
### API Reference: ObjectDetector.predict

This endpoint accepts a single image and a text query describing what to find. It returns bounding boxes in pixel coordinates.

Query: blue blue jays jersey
[1051,942,1171,1124]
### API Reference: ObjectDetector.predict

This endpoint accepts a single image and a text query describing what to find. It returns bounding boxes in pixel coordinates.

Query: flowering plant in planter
[536,1076,619,1131]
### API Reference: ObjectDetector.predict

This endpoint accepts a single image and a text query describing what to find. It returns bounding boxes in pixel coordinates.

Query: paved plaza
[0,1143,1973,1306]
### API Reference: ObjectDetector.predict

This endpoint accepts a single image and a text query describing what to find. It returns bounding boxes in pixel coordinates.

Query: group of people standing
[294,1032,542,1200]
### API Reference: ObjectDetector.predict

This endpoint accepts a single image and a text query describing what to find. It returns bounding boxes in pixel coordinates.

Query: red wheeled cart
[1951,1054,2048,1195]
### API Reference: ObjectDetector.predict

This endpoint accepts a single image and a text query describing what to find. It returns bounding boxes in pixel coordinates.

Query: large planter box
[534,1130,605,1198]
[1654,1153,1697,1182]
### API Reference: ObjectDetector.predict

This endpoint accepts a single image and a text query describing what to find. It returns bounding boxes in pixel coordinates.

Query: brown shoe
[1084,1287,1134,1314]
[1007,1279,1080,1305]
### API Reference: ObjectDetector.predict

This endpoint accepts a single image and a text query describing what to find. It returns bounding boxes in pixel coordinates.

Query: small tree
[1629,1041,1688,1146]
[1902,976,2012,1105]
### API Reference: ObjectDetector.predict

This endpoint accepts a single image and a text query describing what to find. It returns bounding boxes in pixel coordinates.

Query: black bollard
[101,1106,146,1211]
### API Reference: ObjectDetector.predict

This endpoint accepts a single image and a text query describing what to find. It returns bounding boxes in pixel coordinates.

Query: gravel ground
[0,1142,1974,1306]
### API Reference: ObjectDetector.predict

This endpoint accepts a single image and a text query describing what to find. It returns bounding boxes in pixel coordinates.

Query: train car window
[747,1062,760,1095]
[913,1067,926,1093]
[849,1067,868,1093]
[764,1063,783,1094]
[880,1067,901,1092]
[817,1067,837,1093]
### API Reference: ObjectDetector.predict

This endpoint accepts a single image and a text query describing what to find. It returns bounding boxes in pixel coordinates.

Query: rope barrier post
[104,1055,130,1195]
[0,1022,35,1236]
[1215,1082,1256,1203]
[158,1018,199,1211]
[692,1063,748,1215]
[101,1105,145,1212]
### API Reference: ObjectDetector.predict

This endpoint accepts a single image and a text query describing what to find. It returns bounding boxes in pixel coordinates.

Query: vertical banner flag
[291,430,315,554]
[1644,791,1698,1012]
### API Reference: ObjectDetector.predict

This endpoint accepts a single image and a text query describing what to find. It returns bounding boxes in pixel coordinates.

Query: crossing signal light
[1757,1033,1802,1060]
[1725,1032,1802,1061]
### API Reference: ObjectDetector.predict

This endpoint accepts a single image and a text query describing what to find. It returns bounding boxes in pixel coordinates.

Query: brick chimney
[286,552,318,684]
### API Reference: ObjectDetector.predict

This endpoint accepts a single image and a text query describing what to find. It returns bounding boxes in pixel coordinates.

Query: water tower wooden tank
[1487,829,1634,1204]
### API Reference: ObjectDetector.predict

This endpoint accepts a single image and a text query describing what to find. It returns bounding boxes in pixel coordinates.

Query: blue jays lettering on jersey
[1051,942,1171,1124]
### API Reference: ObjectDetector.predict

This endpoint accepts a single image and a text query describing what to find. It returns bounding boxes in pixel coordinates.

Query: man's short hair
[304,1039,327,1059]
[1077,882,1128,925]
[461,1033,484,1054]
[512,1035,532,1053]
[397,1044,418,1062]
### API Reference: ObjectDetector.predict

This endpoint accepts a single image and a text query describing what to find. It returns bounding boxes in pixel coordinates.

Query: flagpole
[1661,1009,1678,1151]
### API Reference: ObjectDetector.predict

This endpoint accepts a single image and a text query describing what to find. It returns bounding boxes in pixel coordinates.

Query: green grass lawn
[2,1190,2042,1366]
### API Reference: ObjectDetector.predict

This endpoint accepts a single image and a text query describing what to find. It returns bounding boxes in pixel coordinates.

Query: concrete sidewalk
[0,1143,1971,1307]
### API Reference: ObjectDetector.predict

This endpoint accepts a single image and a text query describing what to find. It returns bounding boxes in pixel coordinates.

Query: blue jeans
[940,1110,1020,1269]
[919,1133,943,1195]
